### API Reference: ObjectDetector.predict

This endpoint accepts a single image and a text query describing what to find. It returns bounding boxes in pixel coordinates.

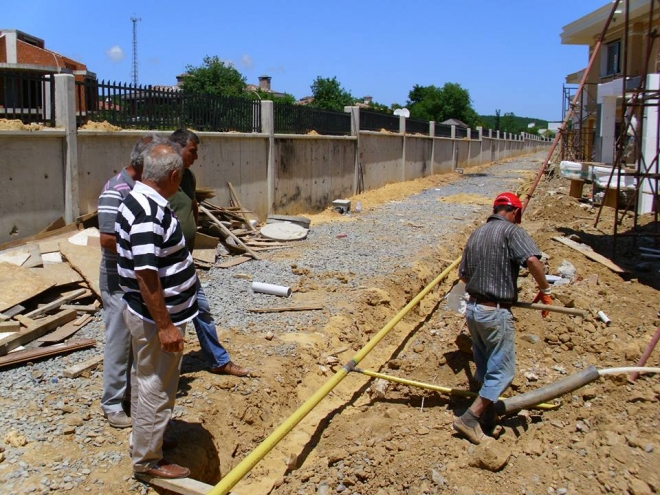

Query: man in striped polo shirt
[98,135,160,428]
[454,192,552,445]
[116,143,197,479]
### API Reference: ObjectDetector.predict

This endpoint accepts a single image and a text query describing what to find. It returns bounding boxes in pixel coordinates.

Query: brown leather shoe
[452,416,486,444]
[144,459,190,479]
[210,361,249,377]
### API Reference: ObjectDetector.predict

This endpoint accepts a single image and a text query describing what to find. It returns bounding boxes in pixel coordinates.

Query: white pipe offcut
[252,282,292,298]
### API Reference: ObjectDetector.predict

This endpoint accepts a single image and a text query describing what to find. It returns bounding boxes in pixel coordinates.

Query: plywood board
[59,242,102,298]
[30,263,84,287]
[217,255,251,269]
[552,237,626,274]
[0,262,55,313]
[193,249,216,264]
[0,250,30,266]
[0,243,42,268]
[194,232,220,250]
[0,309,77,355]
[134,474,214,495]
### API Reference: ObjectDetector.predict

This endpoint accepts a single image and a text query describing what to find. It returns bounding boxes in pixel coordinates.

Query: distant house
[245,75,288,99]
[0,29,96,119]
[441,118,468,128]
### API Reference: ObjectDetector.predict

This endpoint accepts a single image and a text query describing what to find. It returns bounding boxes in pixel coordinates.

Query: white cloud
[239,55,253,70]
[106,45,125,63]
[266,65,286,75]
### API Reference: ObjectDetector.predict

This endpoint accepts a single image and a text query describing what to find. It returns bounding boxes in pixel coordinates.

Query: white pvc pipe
[251,282,292,298]
[598,366,660,376]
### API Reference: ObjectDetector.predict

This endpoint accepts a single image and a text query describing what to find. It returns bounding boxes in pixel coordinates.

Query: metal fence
[434,123,453,138]
[405,118,429,135]
[455,127,468,139]
[359,108,400,132]
[470,129,480,140]
[273,103,351,135]
[74,80,261,132]
[0,71,55,126]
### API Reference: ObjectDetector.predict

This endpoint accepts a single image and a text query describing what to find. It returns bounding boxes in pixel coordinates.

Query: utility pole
[131,16,141,85]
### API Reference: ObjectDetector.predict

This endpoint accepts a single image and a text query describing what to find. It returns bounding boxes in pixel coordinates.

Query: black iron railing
[0,71,56,126]
[406,118,429,135]
[470,129,480,140]
[434,123,453,138]
[455,127,468,139]
[273,104,351,135]
[75,80,261,132]
[359,109,400,132]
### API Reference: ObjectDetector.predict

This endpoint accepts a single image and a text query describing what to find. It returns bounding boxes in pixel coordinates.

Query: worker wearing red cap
[454,192,552,444]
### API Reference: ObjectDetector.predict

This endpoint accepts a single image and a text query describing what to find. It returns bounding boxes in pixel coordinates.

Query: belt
[470,298,512,309]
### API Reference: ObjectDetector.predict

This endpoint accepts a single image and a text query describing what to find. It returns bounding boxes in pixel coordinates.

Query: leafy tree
[406,83,479,127]
[180,55,247,98]
[494,109,501,131]
[309,76,355,111]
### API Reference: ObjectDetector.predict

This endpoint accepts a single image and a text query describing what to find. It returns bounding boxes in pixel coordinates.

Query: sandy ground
[2,154,659,495]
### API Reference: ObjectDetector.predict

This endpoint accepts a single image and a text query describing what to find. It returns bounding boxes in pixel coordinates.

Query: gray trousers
[101,287,131,415]
[124,307,184,472]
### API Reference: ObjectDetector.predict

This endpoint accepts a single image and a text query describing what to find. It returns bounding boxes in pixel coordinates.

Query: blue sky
[5,1,608,121]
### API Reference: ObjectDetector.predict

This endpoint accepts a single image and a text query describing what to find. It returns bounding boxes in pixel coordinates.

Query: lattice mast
[131,16,141,86]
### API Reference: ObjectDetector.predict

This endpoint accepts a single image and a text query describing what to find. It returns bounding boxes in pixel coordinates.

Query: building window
[604,40,621,76]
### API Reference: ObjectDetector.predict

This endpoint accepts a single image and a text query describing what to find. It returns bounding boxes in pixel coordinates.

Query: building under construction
[559,0,660,256]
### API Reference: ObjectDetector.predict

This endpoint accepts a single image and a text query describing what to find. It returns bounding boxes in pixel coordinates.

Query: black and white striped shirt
[459,215,541,303]
[115,181,198,325]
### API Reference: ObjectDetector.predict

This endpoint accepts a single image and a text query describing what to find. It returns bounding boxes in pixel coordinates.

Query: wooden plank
[2,305,25,319]
[30,263,84,287]
[36,313,91,344]
[0,243,43,268]
[199,205,260,260]
[217,256,251,269]
[0,321,21,332]
[247,305,324,314]
[194,232,220,250]
[39,216,66,234]
[25,288,87,319]
[0,309,77,356]
[552,237,626,274]
[59,304,99,314]
[134,474,214,495]
[62,354,104,378]
[58,242,102,298]
[0,223,78,252]
[227,181,258,231]
[0,262,55,313]
[192,248,216,265]
[0,339,95,369]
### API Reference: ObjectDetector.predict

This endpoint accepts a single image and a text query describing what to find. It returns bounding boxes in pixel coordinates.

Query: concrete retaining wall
[0,102,551,244]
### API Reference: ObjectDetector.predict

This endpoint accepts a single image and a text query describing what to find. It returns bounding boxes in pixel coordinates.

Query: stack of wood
[0,218,103,370]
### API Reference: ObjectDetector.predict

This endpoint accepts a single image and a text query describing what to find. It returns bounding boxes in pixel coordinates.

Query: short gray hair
[141,143,184,184]
[130,134,165,170]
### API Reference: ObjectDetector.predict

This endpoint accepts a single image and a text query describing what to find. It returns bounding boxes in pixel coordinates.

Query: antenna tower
[131,16,141,85]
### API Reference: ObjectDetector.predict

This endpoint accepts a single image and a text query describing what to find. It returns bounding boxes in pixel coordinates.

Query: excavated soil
[1,154,659,495]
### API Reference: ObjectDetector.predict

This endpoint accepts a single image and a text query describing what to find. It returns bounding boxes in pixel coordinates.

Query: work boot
[452,411,486,444]
[210,361,249,377]
[104,410,132,429]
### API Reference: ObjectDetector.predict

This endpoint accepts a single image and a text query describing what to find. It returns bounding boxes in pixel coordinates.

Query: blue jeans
[193,280,230,368]
[465,302,515,403]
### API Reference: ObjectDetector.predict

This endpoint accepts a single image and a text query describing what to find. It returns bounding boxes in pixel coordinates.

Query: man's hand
[158,323,184,353]
[532,290,552,318]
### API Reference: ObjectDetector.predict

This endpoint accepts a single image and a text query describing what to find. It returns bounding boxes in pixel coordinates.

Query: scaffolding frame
[561,83,598,163]
[590,0,660,258]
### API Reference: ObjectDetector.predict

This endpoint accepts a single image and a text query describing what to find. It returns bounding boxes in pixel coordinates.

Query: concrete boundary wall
[0,79,551,244]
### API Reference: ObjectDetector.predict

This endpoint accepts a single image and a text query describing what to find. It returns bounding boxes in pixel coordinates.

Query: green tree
[309,76,355,111]
[407,82,479,127]
[494,109,501,131]
[248,89,296,105]
[180,55,247,98]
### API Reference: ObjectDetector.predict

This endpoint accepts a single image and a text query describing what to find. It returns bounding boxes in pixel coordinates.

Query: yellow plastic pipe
[355,369,560,410]
[207,258,461,495]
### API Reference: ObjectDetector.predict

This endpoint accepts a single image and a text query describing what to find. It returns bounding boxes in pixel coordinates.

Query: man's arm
[100,233,117,253]
[526,255,550,291]
[135,269,184,352]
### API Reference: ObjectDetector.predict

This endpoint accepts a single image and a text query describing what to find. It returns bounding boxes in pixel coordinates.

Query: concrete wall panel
[433,138,455,173]
[360,132,403,190]
[455,140,471,168]
[404,137,432,180]
[194,135,269,220]
[273,137,354,214]
[0,132,66,243]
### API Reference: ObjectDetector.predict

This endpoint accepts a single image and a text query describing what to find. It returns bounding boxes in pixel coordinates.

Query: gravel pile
[0,152,544,494]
